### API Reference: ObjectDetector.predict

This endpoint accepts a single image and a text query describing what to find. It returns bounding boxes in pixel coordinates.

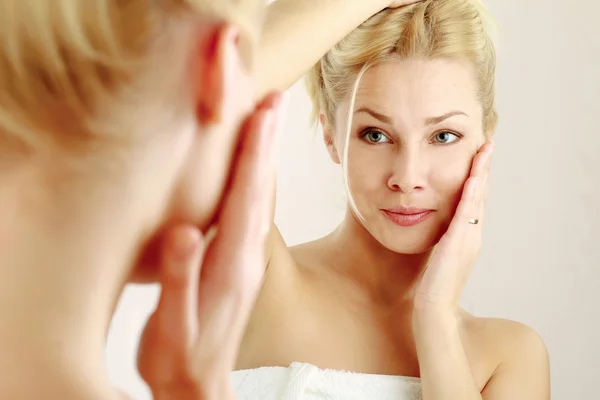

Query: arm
[257,0,393,97]
[414,310,551,400]
[411,142,548,399]
[259,0,420,266]
[413,310,483,400]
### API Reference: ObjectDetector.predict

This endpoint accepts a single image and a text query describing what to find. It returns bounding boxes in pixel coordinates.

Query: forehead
[345,58,482,122]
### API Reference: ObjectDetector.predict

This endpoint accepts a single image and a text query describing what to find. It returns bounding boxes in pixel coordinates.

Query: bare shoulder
[266,223,334,277]
[464,313,548,356]
[263,224,304,284]
[235,232,329,370]
[463,313,551,399]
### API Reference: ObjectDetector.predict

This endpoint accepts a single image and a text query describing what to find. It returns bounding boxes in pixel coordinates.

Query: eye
[432,131,461,144]
[361,129,391,144]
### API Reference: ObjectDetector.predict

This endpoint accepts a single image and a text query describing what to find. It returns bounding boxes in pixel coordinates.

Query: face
[327,58,486,254]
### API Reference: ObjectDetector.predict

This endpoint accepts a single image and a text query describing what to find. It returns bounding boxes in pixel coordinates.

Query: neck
[0,155,158,397]
[327,209,433,307]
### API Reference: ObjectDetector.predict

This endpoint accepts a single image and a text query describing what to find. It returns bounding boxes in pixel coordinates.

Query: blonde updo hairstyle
[0,0,262,152]
[306,0,497,134]
[305,0,498,220]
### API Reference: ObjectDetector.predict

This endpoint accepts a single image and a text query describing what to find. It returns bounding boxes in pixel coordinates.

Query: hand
[414,141,494,316]
[388,0,425,8]
[136,92,282,400]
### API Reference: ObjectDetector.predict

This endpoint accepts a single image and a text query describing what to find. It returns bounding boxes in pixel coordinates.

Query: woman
[0,0,281,399]
[232,0,551,398]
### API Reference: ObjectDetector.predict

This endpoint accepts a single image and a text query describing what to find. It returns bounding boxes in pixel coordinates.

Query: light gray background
[105,1,600,398]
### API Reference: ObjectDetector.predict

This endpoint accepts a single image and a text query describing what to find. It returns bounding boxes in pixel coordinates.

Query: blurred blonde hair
[0,0,263,151]
[305,0,498,221]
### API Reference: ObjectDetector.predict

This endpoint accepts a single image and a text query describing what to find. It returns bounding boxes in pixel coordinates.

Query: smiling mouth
[381,209,435,227]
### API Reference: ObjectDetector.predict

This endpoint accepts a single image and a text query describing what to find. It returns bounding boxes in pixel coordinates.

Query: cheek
[345,146,388,194]
[171,71,255,229]
[430,150,473,208]
[170,130,238,229]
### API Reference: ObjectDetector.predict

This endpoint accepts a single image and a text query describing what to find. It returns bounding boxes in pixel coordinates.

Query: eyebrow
[354,107,468,126]
[354,107,393,125]
[424,111,469,125]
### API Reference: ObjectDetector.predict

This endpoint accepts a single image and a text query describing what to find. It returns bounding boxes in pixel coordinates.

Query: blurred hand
[136,92,282,400]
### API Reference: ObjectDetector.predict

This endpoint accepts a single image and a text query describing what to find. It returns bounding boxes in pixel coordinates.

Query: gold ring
[468,218,479,225]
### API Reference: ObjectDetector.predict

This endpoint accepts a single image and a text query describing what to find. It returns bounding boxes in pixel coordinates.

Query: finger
[438,141,492,249]
[256,90,281,110]
[208,91,282,234]
[479,144,494,220]
[470,141,494,179]
[155,225,204,351]
[469,142,493,217]
[191,94,282,367]
[475,142,493,218]
[456,175,479,233]
[203,92,282,284]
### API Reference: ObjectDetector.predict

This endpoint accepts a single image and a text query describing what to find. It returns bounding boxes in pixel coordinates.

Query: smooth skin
[134,1,549,399]
[137,93,283,400]
[6,0,547,399]
[0,16,278,400]
[222,0,550,399]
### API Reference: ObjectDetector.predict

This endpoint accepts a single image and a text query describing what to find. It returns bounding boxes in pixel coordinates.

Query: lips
[381,207,435,227]
[385,206,433,215]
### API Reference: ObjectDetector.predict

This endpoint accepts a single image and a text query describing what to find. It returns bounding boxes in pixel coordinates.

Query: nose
[387,147,425,194]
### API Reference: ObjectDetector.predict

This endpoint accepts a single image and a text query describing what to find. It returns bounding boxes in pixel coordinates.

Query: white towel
[231,362,423,400]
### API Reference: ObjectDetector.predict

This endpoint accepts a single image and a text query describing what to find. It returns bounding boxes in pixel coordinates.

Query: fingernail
[224,24,239,46]
[259,91,283,111]
[265,92,285,149]
[271,91,284,109]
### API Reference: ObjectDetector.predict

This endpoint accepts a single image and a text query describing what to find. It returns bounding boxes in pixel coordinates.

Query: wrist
[413,296,457,316]
[412,304,459,334]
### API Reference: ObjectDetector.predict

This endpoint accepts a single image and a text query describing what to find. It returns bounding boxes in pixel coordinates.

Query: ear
[320,114,340,164]
[195,23,239,125]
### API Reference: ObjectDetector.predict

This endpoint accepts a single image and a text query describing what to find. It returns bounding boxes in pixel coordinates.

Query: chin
[378,235,437,255]
[365,217,444,256]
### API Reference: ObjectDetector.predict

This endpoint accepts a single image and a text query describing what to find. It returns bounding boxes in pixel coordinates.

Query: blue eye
[362,130,390,144]
[433,131,460,144]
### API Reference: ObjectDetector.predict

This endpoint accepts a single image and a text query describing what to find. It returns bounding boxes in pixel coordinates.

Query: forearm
[413,310,482,400]
[257,0,389,96]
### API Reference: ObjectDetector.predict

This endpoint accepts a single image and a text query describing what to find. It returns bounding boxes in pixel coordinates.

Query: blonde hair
[0,0,263,151]
[305,0,498,221]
